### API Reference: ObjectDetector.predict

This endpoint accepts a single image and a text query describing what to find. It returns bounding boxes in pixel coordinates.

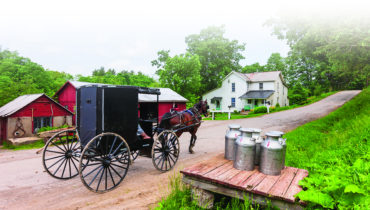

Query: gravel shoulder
[0,90,360,210]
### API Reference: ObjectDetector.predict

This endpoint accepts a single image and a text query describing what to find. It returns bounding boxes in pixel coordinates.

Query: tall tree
[265,53,287,73]
[267,13,370,90]
[185,26,246,94]
[157,53,201,103]
[242,62,265,73]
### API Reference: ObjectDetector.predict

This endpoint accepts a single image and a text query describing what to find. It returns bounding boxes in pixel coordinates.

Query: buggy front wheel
[79,133,130,193]
[152,130,179,172]
[42,129,81,179]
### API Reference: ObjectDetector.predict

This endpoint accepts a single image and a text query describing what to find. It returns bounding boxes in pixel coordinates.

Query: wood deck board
[268,167,299,200]
[180,154,307,206]
[283,169,309,202]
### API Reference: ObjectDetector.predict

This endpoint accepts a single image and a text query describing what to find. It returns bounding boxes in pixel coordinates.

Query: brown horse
[159,100,209,153]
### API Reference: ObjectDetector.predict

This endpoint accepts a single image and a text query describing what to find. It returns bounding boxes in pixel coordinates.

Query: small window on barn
[33,117,52,133]
[232,83,235,92]
[231,98,236,107]
[259,83,263,90]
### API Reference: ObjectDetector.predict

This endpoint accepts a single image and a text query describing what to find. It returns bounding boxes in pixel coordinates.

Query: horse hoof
[189,147,194,154]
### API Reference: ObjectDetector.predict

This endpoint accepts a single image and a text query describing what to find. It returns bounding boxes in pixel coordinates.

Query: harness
[164,105,202,129]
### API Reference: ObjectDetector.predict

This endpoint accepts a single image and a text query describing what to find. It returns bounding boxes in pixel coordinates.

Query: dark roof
[211,97,222,100]
[239,90,274,99]
[0,94,73,117]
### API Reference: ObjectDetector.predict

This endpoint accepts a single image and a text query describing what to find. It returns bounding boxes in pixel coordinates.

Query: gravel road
[0,90,360,210]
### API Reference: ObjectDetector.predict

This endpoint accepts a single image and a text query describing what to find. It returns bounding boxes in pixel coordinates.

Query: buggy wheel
[152,130,179,172]
[42,129,81,179]
[131,150,140,161]
[79,133,130,193]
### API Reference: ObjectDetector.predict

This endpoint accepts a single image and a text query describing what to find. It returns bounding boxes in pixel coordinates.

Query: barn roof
[0,94,73,117]
[139,88,188,102]
[55,81,188,103]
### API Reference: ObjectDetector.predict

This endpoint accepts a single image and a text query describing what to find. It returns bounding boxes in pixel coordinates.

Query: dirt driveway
[0,90,360,210]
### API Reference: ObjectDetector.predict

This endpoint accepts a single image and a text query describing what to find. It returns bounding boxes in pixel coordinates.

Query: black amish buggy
[41,85,180,192]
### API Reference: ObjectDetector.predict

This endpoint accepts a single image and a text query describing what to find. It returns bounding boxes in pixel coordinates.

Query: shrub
[275,103,280,108]
[252,106,267,114]
[233,110,239,114]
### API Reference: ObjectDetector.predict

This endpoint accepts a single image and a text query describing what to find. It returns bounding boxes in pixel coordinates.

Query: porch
[239,90,274,111]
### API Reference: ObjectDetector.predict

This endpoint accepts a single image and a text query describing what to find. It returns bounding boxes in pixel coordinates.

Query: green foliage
[284,87,370,209]
[275,103,280,108]
[37,124,69,133]
[252,106,267,114]
[155,172,265,209]
[265,53,287,74]
[288,83,309,105]
[2,140,45,150]
[77,67,158,87]
[156,53,202,103]
[0,49,72,106]
[267,13,370,91]
[242,62,265,73]
[185,25,246,95]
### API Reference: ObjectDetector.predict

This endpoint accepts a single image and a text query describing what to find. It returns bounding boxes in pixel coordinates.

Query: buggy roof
[77,84,161,95]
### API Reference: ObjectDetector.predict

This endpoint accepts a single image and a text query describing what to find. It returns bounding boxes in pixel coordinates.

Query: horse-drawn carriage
[42,85,181,192]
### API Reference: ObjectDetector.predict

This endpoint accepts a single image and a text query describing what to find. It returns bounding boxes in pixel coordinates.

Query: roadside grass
[204,91,337,120]
[284,87,369,209]
[2,139,45,150]
[155,172,267,210]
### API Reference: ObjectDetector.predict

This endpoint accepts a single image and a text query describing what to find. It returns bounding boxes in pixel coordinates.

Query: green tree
[265,53,287,74]
[157,53,201,103]
[185,26,246,94]
[267,13,370,90]
[242,62,265,73]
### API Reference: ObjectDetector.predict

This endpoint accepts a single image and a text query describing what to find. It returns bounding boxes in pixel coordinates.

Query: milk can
[250,128,263,165]
[225,124,241,160]
[269,131,286,169]
[260,131,284,175]
[233,128,256,171]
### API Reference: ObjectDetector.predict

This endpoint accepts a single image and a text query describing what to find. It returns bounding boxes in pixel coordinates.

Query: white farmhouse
[202,71,289,112]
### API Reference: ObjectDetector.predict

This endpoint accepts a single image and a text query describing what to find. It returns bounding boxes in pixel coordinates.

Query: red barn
[0,94,73,143]
[55,81,188,123]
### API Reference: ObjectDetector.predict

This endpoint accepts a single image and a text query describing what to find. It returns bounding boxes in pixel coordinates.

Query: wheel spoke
[53,158,66,176]
[96,167,105,191]
[105,167,108,190]
[45,150,65,155]
[71,156,79,172]
[109,165,123,179]
[45,154,65,161]
[83,165,102,178]
[108,136,117,155]
[111,142,124,156]
[68,158,72,177]
[107,166,116,186]
[111,163,127,170]
[61,158,68,178]
[47,156,64,169]
[88,166,104,187]
[50,140,66,152]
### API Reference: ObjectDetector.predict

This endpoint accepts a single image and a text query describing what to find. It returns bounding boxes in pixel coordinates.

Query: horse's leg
[189,127,199,154]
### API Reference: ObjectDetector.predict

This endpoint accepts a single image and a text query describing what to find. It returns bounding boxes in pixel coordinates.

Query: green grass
[284,88,369,209]
[154,172,271,210]
[205,91,337,120]
[2,139,45,150]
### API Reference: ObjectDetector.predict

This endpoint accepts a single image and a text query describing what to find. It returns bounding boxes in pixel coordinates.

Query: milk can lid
[239,127,254,133]
[265,131,283,137]
[228,124,241,129]
[250,128,261,133]
[269,130,284,136]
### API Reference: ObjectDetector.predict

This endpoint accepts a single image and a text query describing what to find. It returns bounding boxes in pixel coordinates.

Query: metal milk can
[233,128,256,171]
[269,131,286,169]
[250,128,263,165]
[225,124,241,160]
[260,131,284,175]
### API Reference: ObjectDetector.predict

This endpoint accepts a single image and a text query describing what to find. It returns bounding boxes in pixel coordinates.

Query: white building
[202,71,289,112]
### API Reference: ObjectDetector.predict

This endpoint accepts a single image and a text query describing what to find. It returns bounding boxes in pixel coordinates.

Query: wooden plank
[283,169,309,202]
[181,154,226,176]
[268,167,299,199]
[213,167,241,185]
[252,174,280,196]
[241,172,267,191]
[227,169,258,187]
[183,176,304,210]
[202,161,234,180]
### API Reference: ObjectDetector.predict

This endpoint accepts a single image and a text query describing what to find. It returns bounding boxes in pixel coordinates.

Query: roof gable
[245,71,281,82]
[0,94,73,117]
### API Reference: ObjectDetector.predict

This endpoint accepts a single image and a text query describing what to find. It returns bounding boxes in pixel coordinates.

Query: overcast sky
[0,0,368,77]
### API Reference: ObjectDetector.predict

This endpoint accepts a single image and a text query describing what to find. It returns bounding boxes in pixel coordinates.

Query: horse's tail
[159,112,173,129]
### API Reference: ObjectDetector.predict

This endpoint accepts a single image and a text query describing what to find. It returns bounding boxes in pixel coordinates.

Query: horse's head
[195,100,209,117]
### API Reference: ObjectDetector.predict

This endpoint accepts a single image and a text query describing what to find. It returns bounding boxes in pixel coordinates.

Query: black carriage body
[76,85,160,148]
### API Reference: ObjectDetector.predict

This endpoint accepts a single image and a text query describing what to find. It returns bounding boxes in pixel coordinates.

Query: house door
[254,100,258,106]
[216,101,220,110]
[0,118,7,142]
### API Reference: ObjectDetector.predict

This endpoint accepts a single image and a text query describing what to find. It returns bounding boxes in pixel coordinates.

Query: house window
[231,98,235,107]
[247,99,252,104]
[259,83,263,90]
[33,117,52,133]
[232,83,235,92]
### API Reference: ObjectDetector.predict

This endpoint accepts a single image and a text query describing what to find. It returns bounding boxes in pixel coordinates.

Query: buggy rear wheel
[79,133,130,193]
[42,129,81,179]
[131,150,140,161]
[152,130,179,172]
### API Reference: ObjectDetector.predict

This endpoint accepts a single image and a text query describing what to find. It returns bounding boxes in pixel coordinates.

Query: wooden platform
[181,154,308,209]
